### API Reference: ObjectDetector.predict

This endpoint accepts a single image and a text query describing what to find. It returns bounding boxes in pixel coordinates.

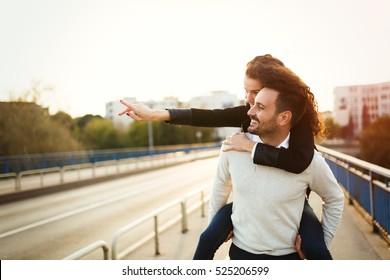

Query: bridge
[0,144,389,260]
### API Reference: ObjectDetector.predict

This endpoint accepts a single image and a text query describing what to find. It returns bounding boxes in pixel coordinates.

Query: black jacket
[168,104,315,174]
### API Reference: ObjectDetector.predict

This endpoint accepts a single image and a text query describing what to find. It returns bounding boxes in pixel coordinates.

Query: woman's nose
[247,93,256,106]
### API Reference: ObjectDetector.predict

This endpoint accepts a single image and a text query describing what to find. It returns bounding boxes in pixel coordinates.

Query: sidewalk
[124,195,390,260]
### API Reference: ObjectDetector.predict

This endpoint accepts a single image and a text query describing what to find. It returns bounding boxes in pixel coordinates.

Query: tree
[360,115,390,169]
[179,126,216,143]
[81,118,122,150]
[341,114,355,139]
[72,114,104,143]
[0,102,83,155]
[324,117,341,139]
[8,81,54,105]
[51,111,75,131]
[361,104,371,130]
[152,122,184,146]
[75,114,103,130]
[122,121,217,148]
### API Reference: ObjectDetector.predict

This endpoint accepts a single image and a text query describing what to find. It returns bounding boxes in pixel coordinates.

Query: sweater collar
[246,132,290,149]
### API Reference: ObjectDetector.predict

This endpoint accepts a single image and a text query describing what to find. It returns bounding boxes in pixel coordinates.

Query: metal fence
[0,143,220,174]
[318,145,390,245]
[0,148,220,195]
[63,186,210,260]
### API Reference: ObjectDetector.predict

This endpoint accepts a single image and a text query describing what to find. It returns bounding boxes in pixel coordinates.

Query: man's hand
[118,100,170,121]
[222,132,256,153]
[295,234,306,259]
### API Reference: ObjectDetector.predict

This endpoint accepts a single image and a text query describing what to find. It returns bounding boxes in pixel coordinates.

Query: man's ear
[278,111,292,126]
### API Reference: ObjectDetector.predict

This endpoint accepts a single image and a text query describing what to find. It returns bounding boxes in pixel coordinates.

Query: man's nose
[247,105,254,116]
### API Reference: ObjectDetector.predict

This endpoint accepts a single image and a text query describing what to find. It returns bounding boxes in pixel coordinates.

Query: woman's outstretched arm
[169,105,314,173]
[119,101,314,173]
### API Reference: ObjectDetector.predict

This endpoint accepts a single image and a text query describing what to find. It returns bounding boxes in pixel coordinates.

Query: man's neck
[260,131,290,148]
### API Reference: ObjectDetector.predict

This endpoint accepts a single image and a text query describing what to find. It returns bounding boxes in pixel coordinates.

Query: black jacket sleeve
[167,105,314,174]
[252,116,315,174]
[178,106,248,127]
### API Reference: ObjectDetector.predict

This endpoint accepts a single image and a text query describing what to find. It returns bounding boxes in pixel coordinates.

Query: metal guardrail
[318,145,390,245]
[63,186,210,260]
[16,167,61,191]
[63,240,109,260]
[111,187,210,260]
[0,143,221,174]
[0,149,219,194]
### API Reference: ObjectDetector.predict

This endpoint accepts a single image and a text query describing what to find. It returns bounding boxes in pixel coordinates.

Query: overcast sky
[1,0,389,117]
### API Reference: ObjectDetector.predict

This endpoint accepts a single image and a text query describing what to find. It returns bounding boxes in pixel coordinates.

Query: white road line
[0,184,158,239]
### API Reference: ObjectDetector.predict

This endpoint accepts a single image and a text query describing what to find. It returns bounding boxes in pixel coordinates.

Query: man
[119,55,339,259]
[209,67,344,259]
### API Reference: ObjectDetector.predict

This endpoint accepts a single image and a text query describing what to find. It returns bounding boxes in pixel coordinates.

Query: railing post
[347,162,353,204]
[181,201,188,233]
[92,163,96,178]
[201,191,205,218]
[154,215,160,255]
[60,167,64,184]
[369,170,378,233]
[16,172,22,191]
[63,240,110,260]
[40,170,44,187]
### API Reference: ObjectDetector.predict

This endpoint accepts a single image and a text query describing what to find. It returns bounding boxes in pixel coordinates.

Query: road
[0,157,219,260]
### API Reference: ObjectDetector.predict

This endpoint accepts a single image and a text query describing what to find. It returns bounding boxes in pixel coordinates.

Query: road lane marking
[0,184,159,239]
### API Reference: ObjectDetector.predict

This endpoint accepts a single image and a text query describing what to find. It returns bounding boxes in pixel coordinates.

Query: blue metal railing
[318,145,390,244]
[0,143,220,175]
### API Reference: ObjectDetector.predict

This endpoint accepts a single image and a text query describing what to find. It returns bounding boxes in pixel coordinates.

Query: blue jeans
[299,200,332,259]
[193,203,233,259]
[229,243,300,260]
[193,200,332,260]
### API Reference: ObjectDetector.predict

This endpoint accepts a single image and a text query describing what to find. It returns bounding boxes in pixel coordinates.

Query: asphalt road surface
[0,157,219,260]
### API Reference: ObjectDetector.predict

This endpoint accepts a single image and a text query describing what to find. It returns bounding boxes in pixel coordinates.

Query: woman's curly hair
[246,55,325,139]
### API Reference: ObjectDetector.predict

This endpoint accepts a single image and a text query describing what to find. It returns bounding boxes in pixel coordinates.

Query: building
[186,90,243,139]
[187,90,238,109]
[105,97,137,129]
[106,97,181,129]
[333,81,390,136]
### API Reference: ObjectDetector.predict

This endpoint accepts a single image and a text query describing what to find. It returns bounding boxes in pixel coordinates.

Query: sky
[1,0,390,118]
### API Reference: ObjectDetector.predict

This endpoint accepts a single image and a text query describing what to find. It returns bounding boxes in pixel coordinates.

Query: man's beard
[247,118,262,135]
[247,115,278,138]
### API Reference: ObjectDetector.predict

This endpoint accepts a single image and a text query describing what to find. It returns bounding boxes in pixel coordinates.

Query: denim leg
[229,243,300,260]
[193,203,233,260]
[299,199,333,260]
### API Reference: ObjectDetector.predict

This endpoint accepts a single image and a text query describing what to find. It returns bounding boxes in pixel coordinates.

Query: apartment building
[333,81,390,136]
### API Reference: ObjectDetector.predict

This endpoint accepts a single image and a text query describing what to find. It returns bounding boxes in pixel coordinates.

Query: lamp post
[148,121,154,154]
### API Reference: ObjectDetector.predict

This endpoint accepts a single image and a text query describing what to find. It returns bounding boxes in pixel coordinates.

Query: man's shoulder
[308,149,329,169]
[219,144,253,164]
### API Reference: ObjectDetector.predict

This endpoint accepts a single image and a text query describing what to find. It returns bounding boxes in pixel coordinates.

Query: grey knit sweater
[209,136,344,256]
